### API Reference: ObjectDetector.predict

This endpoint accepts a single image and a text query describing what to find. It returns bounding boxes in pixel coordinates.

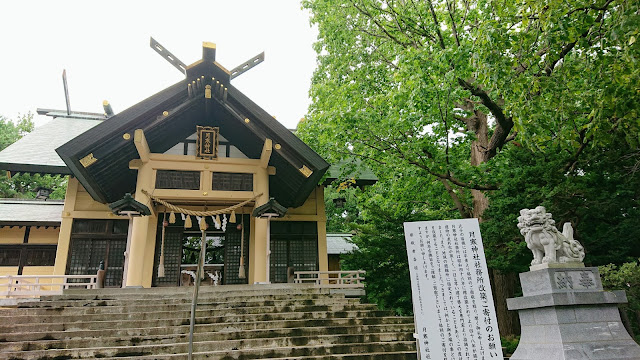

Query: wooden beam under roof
[260,138,273,169]
[134,129,150,163]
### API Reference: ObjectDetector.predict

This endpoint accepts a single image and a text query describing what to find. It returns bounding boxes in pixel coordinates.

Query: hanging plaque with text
[403,218,503,360]
[196,126,219,159]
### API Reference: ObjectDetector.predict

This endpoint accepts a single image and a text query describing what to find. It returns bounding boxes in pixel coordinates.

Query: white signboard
[404,219,503,360]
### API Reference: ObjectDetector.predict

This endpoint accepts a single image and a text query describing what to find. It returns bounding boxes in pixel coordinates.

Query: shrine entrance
[151,214,250,287]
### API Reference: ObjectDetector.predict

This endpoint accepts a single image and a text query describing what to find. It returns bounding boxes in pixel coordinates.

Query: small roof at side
[327,233,357,255]
[0,114,103,175]
[323,159,377,187]
[0,199,64,226]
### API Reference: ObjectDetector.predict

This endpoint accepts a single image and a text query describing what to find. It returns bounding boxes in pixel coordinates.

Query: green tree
[0,113,34,150]
[340,170,459,314]
[301,0,639,219]
[300,0,639,334]
[0,113,67,199]
[600,259,640,340]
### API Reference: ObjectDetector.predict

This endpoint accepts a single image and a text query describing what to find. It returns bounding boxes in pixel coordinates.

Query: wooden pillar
[249,167,269,283]
[316,186,329,277]
[52,178,79,277]
[125,162,155,287]
[248,215,257,284]
[141,211,158,287]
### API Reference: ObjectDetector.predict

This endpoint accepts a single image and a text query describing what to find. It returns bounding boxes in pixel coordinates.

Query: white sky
[0,1,318,129]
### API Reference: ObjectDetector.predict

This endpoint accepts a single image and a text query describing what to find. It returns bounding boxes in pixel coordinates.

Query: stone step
[3,302,378,325]
[44,283,325,301]
[0,323,416,352]
[4,296,355,316]
[0,308,396,334]
[2,337,417,359]
[260,353,418,360]
[16,292,345,309]
[1,284,416,359]
[99,352,418,360]
[0,316,415,343]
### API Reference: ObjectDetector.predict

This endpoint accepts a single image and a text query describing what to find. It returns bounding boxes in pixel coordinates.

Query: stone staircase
[0,284,417,359]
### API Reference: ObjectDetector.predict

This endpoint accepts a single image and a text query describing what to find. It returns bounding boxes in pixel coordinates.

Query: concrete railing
[0,275,98,298]
[293,270,366,288]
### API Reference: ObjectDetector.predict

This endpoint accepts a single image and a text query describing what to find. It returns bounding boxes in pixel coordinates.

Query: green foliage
[482,132,640,272]
[0,113,68,199]
[501,335,520,355]
[301,0,640,321]
[0,173,67,199]
[600,259,640,339]
[324,185,362,233]
[0,113,34,151]
[335,171,460,314]
[600,259,640,312]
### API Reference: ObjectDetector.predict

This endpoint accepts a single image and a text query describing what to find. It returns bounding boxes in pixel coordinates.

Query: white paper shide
[404,218,503,360]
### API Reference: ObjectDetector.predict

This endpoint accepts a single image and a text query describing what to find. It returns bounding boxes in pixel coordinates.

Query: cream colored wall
[0,226,58,245]
[0,227,25,244]
[0,267,18,276]
[21,266,55,276]
[285,188,318,216]
[27,227,59,244]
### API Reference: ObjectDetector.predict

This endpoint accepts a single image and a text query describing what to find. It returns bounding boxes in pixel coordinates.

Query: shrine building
[0,42,367,289]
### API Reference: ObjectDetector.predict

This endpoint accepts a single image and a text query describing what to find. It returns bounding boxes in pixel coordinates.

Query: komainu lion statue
[517,206,585,266]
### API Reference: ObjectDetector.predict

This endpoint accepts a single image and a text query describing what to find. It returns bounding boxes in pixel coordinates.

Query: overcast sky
[0,1,318,129]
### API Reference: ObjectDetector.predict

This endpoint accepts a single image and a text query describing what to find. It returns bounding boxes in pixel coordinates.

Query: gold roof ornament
[79,153,98,168]
[299,165,313,178]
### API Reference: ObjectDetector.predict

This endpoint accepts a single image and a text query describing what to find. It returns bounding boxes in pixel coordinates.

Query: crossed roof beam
[150,37,265,80]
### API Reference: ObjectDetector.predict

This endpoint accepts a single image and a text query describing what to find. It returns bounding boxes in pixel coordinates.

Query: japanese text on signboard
[404,219,503,360]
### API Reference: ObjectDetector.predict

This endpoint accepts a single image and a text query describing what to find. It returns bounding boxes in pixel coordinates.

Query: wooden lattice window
[152,226,184,287]
[67,219,128,288]
[155,170,201,190]
[0,247,21,266]
[269,221,318,283]
[224,215,250,285]
[211,172,253,191]
[24,247,57,266]
[0,245,57,273]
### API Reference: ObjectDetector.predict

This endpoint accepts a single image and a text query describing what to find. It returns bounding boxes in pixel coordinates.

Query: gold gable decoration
[196,126,219,159]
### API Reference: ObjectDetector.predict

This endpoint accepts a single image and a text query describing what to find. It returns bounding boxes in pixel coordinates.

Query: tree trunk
[490,269,521,336]
[464,104,520,335]
[466,107,490,220]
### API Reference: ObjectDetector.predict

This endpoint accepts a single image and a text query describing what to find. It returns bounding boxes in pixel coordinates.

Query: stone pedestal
[507,265,640,359]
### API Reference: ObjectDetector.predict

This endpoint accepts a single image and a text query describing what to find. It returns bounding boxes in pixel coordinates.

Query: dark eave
[1,163,71,176]
[56,45,329,208]
[0,221,60,228]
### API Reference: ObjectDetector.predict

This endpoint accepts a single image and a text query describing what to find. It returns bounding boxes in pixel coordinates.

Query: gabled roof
[0,116,103,175]
[56,43,329,208]
[323,158,378,187]
[327,233,357,255]
[0,199,64,226]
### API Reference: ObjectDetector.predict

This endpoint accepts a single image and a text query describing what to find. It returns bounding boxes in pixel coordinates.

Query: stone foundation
[508,266,640,359]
